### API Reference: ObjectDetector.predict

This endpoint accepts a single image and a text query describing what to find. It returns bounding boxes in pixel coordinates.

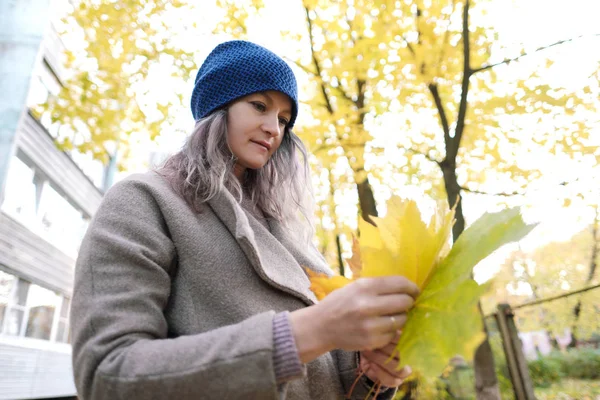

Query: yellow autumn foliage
[359,197,456,289]
[37,0,196,165]
[308,196,455,299]
[307,196,536,378]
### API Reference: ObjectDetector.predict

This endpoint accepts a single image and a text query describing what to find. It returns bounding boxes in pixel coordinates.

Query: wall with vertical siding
[0,212,74,296]
[0,336,75,399]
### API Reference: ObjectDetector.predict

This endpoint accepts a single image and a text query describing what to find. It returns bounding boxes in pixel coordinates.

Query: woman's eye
[279,118,289,126]
[251,102,266,112]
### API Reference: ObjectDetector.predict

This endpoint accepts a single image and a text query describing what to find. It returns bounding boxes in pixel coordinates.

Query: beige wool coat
[70,172,394,400]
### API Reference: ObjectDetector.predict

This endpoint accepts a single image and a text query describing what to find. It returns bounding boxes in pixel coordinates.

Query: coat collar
[207,189,330,306]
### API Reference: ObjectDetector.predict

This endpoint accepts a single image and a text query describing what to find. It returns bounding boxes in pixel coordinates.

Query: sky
[43,0,600,286]
[144,0,600,285]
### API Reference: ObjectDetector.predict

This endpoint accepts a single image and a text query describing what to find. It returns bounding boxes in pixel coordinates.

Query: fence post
[495,303,536,400]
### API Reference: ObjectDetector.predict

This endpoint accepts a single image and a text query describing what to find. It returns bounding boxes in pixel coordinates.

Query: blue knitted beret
[191,40,299,128]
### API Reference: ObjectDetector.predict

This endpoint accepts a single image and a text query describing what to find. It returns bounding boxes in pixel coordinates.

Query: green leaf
[397,207,537,378]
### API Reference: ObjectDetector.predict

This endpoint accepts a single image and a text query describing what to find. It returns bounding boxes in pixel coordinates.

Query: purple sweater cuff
[272,311,305,384]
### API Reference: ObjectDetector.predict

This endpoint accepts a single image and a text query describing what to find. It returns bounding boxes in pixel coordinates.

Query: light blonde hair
[158,108,314,239]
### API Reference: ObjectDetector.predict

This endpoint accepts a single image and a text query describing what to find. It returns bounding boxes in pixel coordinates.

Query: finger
[363,349,413,382]
[361,349,404,378]
[373,343,396,357]
[370,314,408,334]
[363,358,405,388]
[356,276,420,298]
[370,342,400,359]
[363,294,415,316]
[359,354,371,371]
[368,336,401,357]
[361,330,396,351]
[397,365,413,380]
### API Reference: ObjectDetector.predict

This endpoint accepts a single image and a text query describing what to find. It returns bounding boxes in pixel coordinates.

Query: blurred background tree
[489,205,599,345]
[37,0,196,174]
[37,0,600,397]
[212,0,599,397]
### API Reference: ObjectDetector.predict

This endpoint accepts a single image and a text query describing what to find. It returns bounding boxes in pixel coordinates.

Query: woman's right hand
[290,276,420,363]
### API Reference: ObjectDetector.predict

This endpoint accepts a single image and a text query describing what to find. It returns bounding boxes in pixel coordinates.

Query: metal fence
[483,283,600,400]
[405,284,600,399]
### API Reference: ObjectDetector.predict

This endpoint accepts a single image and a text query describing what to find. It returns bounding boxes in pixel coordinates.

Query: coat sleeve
[304,244,397,399]
[70,178,280,400]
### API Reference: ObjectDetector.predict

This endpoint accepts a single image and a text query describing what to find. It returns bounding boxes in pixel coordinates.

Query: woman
[71,40,419,400]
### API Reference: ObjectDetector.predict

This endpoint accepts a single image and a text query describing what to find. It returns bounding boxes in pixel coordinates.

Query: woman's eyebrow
[260,92,292,116]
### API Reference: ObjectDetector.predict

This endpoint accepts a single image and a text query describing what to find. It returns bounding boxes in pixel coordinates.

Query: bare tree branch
[312,141,369,155]
[459,185,525,197]
[511,283,600,311]
[415,7,426,75]
[451,0,471,163]
[332,82,354,104]
[304,5,334,114]
[559,178,580,186]
[404,146,442,166]
[436,0,457,77]
[298,98,320,107]
[460,177,582,197]
[356,79,366,124]
[229,15,248,35]
[402,35,416,56]
[282,55,316,77]
[472,33,600,74]
[428,83,451,151]
[586,206,599,283]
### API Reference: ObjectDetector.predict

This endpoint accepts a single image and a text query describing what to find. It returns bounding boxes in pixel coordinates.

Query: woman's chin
[239,158,269,171]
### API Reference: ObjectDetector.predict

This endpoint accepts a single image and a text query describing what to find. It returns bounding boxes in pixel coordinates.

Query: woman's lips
[251,140,270,151]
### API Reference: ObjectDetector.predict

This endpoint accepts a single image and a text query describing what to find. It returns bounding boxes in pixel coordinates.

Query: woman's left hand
[359,339,412,388]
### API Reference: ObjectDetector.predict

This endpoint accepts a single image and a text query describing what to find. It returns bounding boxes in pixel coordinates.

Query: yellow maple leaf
[309,196,456,299]
[360,197,456,289]
[307,196,536,378]
[346,235,362,278]
[305,269,352,301]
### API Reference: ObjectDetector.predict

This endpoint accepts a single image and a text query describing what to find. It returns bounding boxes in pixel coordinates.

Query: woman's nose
[262,114,281,136]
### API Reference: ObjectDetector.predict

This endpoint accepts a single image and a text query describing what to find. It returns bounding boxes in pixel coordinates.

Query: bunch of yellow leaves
[307,196,536,378]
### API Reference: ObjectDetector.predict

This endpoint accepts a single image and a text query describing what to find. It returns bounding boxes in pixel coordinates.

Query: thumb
[359,355,371,370]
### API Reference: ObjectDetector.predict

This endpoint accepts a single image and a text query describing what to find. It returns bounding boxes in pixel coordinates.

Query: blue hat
[191,40,299,128]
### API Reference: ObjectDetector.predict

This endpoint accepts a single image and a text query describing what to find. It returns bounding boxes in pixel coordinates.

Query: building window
[24,284,59,341]
[2,278,29,336]
[0,271,70,344]
[1,155,90,257]
[55,296,70,343]
[0,271,17,332]
[38,183,89,257]
[1,157,37,226]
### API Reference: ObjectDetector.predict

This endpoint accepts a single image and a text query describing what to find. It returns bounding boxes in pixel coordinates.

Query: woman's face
[226,90,292,179]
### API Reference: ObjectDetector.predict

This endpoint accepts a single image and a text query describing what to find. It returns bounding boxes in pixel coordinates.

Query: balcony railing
[16,111,103,218]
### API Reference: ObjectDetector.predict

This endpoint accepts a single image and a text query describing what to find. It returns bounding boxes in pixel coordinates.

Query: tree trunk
[440,160,501,399]
[473,339,502,399]
[335,234,345,276]
[356,176,378,224]
[440,160,465,241]
[526,265,560,350]
[569,206,599,348]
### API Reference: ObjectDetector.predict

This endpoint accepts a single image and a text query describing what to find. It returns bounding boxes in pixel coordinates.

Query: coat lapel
[207,189,324,306]
[268,220,332,276]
